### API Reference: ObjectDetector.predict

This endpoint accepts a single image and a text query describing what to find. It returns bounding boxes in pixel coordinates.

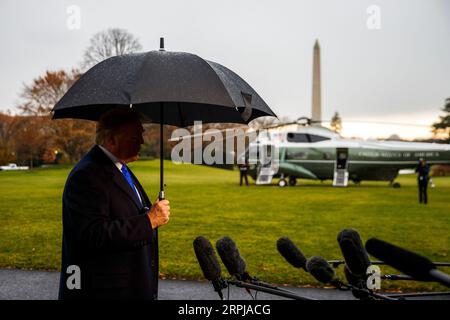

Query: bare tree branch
[82,28,142,70]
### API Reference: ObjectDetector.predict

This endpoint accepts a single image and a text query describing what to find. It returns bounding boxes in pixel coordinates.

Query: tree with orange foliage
[19,69,81,116]
[0,112,21,164]
[18,69,95,163]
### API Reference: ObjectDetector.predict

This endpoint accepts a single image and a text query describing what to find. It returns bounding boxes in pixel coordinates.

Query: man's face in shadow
[111,121,145,163]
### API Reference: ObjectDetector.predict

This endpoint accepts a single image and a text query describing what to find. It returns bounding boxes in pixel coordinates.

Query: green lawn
[0,160,449,292]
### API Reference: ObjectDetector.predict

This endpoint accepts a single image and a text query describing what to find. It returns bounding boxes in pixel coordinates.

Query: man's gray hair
[96,107,142,145]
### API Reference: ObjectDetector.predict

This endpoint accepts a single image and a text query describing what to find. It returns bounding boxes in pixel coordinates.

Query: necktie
[121,164,141,203]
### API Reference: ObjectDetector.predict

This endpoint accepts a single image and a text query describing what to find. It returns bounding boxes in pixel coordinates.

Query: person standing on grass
[58,107,170,299]
[239,161,249,186]
[416,158,430,205]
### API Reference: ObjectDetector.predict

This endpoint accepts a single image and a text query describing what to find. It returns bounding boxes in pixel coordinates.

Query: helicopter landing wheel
[278,179,287,187]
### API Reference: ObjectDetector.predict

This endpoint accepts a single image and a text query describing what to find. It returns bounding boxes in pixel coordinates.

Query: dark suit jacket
[416,164,430,185]
[58,145,158,299]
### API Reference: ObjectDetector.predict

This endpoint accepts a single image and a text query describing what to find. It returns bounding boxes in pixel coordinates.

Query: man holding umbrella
[58,108,170,299]
[53,39,277,299]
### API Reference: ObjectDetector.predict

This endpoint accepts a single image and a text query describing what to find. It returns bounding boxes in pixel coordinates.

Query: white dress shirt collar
[98,145,143,204]
[98,145,123,171]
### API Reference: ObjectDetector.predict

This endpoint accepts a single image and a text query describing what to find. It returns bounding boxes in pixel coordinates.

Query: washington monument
[312,39,321,124]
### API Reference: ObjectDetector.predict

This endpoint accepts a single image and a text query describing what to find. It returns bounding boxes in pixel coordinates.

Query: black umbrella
[53,38,277,199]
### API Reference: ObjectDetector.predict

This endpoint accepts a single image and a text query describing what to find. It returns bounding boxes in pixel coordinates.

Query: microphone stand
[382,274,415,280]
[328,260,450,268]
[212,278,228,300]
[332,280,399,301]
[226,279,315,300]
[238,273,304,296]
[385,291,450,299]
[250,279,302,296]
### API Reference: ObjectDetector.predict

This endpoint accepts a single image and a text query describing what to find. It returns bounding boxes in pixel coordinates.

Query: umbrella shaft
[159,102,165,200]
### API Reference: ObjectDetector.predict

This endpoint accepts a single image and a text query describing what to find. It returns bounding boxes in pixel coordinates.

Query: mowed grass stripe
[0,160,449,291]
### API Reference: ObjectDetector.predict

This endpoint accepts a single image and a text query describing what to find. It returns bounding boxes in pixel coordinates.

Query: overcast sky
[1,0,449,139]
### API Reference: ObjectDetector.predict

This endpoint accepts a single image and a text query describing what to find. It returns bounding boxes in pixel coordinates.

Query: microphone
[217,236,306,298]
[276,237,308,271]
[306,256,337,285]
[366,238,450,287]
[337,229,371,277]
[306,256,396,300]
[216,236,250,281]
[193,236,227,299]
[337,229,372,299]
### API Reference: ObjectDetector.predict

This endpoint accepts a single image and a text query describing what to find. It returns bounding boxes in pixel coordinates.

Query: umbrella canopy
[53,41,277,199]
[53,51,275,126]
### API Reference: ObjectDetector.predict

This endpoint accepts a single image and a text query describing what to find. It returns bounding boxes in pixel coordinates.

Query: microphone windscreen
[337,229,371,277]
[276,237,307,271]
[216,236,247,278]
[306,256,335,284]
[193,236,222,281]
[366,238,435,281]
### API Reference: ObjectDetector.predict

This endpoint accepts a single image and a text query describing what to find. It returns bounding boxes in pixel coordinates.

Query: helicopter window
[287,133,330,143]
[338,152,347,160]
[308,134,330,142]
[287,133,309,143]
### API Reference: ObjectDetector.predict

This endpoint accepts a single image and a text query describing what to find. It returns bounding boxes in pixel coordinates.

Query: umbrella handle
[159,191,165,200]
